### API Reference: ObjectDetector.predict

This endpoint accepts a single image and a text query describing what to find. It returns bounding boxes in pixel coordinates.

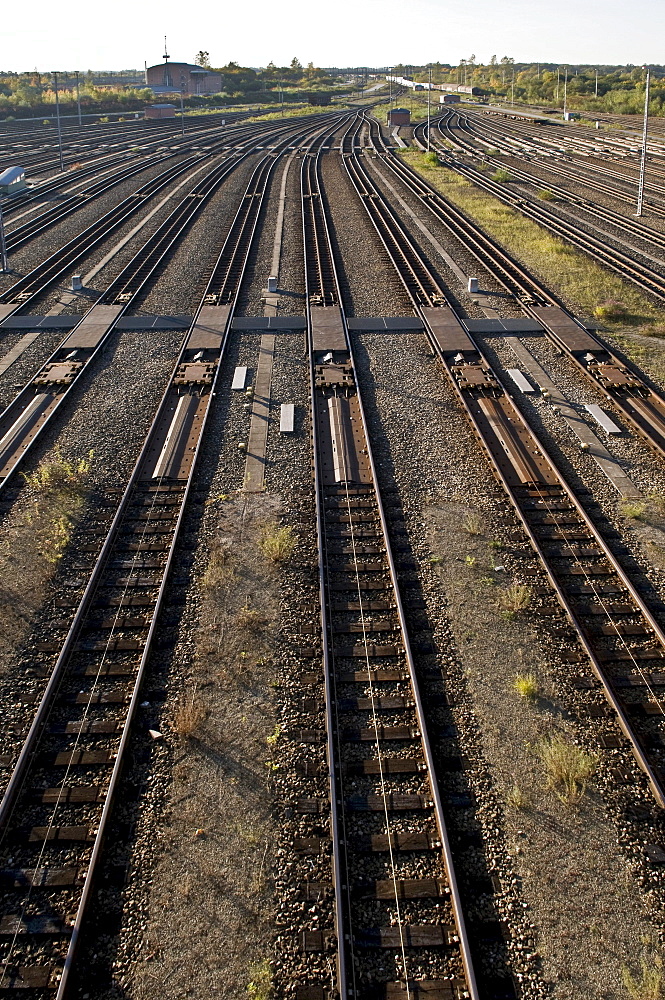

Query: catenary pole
[53,71,64,171]
[636,67,651,217]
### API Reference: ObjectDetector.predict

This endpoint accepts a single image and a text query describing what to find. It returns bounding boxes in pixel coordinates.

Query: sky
[4,0,665,73]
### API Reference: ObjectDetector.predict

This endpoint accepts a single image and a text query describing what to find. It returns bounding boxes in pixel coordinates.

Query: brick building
[145,61,222,96]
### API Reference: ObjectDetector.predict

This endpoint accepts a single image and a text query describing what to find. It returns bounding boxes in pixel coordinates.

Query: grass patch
[536,735,597,803]
[513,672,539,700]
[620,499,647,520]
[247,959,273,999]
[260,523,296,563]
[621,946,664,1000]
[23,448,93,563]
[422,151,439,166]
[398,149,665,335]
[245,104,324,122]
[537,188,556,201]
[492,167,512,183]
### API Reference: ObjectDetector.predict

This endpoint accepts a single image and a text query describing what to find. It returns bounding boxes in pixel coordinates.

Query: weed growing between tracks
[621,944,664,1000]
[399,150,665,336]
[23,448,93,563]
[131,494,282,999]
[536,736,598,804]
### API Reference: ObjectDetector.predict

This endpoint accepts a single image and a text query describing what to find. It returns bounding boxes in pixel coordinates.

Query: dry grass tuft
[593,298,628,320]
[498,583,531,613]
[507,784,529,810]
[513,672,539,700]
[202,537,234,590]
[260,523,296,563]
[173,694,208,737]
[536,735,597,804]
[462,512,483,536]
[236,605,267,631]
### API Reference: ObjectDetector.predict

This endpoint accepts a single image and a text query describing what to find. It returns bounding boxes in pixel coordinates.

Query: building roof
[147,62,217,73]
[0,166,25,185]
[150,103,176,108]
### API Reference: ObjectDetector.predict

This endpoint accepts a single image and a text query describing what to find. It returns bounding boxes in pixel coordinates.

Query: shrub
[513,672,539,700]
[492,168,512,183]
[536,735,597,803]
[422,151,438,166]
[498,583,531,612]
[23,449,93,563]
[260,523,296,563]
[23,448,92,497]
[464,555,477,567]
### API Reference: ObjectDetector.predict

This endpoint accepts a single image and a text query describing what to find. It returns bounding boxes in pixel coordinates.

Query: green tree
[195,51,210,67]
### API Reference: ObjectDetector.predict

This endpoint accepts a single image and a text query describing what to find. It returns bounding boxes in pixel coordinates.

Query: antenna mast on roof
[163,36,169,64]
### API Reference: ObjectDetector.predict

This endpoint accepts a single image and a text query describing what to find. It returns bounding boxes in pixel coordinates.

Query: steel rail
[0,116,324,315]
[344,116,665,809]
[435,112,665,233]
[431,114,665,302]
[365,115,665,464]
[0,113,347,998]
[305,114,481,1000]
[455,110,665,209]
[0,118,332,495]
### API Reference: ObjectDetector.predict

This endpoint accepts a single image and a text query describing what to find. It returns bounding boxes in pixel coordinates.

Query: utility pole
[427,64,431,151]
[53,71,64,171]
[595,68,598,98]
[511,66,515,106]
[75,71,82,125]
[179,74,185,136]
[636,67,651,217]
[389,67,392,107]
[556,66,560,103]
[563,66,568,115]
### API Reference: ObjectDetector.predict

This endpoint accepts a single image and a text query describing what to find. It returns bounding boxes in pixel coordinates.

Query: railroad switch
[33,361,83,387]
[315,363,353,388]
[173,361,216,385]
[591,364,642,389]
[451,364,498,391]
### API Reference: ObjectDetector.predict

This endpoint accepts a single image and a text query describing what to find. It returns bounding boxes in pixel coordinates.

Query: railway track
[342,116,665,814]
[362,116,665,464]
[429,115,665,304]
[434,111,665,222]
[0,117,312,312]
[0,113,346,999]
[454,110,665,207]
[0,115,342,498]
[297,117,484,1000]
